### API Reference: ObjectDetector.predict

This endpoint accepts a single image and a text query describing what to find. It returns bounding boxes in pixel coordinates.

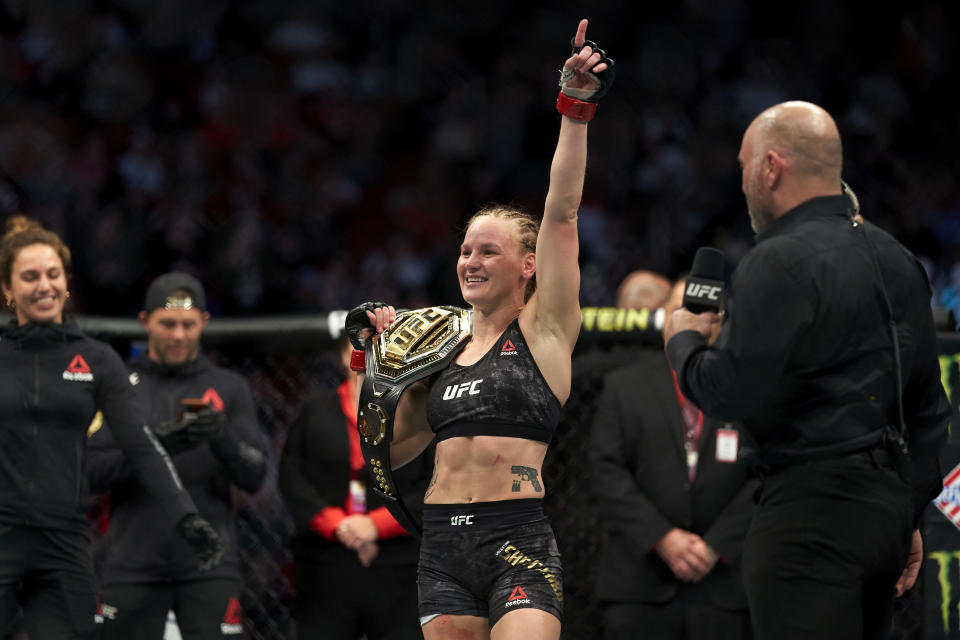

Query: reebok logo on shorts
[505,586,530,608]
[497,542,563,603]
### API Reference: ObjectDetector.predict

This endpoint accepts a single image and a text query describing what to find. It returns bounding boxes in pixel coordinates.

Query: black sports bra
[426,319,562,444]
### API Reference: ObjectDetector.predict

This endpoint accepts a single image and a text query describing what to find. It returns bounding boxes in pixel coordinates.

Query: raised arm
[529,18,614,346]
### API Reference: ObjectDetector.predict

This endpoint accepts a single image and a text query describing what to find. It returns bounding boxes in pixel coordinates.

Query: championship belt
[357,305,472,537]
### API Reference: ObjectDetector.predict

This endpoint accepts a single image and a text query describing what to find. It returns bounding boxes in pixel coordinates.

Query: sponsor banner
[925,335,960,638]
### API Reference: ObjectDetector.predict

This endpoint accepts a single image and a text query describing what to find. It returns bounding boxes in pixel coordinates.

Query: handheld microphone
[683,247,724,314]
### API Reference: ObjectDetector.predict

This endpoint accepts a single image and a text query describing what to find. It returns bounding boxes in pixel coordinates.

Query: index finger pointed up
[573,18,588,48]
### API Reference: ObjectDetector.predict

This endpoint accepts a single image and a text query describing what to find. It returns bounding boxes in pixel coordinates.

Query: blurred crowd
[0,0,957,322]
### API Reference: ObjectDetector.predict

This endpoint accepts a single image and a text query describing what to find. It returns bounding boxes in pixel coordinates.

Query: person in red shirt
[279,336,433,639]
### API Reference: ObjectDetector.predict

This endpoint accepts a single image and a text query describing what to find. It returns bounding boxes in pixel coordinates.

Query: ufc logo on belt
[450,515,474,526]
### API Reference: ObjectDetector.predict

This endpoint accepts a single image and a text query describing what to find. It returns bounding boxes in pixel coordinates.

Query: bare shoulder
[518,306,575,405]
[519,292,581,351]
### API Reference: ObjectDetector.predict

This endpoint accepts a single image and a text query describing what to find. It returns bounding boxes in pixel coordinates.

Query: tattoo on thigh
[510,466,542,492]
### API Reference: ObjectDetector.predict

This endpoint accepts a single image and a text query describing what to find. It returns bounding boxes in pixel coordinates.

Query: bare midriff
[424,435,549,504]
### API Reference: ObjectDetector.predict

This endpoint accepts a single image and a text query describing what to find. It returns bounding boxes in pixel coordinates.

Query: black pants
[601,593,752,640]
[99,577,242,640]
[742,453,912,640]
[0,524,100,640]
[294,557,422,640]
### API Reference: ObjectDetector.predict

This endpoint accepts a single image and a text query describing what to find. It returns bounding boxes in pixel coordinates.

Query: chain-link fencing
[74,318,951,639]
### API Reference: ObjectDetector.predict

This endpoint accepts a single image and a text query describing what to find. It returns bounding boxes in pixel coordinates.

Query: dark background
[2,1,959,638]
[1,0,957,323]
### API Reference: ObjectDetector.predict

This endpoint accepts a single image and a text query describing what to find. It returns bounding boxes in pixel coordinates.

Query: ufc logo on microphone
[442,379,483,400]
[686,283,722,300]
[450,515,474,526]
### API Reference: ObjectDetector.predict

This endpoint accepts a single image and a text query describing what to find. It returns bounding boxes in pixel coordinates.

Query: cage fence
[3,312,939,639]
[77,316,634,640]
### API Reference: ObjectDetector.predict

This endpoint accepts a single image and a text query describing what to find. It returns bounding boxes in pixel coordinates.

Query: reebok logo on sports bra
[441,379,484,400]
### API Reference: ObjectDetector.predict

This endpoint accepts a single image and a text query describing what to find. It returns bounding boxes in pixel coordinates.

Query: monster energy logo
[919,350,960,634]
[939,352,960,438]
[929,550,960,633]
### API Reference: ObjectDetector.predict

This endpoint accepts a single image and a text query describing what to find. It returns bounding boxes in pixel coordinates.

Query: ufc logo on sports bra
[450,515,474,525]
[442,379,484,400]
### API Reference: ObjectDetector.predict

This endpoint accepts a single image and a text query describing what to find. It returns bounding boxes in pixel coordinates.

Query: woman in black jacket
[0,215,222,640]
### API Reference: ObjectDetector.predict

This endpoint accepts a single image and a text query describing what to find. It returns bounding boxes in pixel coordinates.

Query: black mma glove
[177,513,225,572]
[558,38,616,102]
[152,408,226,455]
[345,301,391,350]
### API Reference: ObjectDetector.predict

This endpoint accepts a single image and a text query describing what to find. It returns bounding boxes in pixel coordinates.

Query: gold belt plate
[369,306,473,383]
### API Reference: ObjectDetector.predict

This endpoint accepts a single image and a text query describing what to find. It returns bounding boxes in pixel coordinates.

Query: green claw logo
[928,550,960,633]
[939,353,960,439]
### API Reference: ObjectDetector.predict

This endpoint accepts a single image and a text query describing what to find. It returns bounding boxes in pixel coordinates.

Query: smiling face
[457,215,535,311]
[2,243,68,325]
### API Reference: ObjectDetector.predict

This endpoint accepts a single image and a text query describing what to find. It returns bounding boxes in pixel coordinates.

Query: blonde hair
[466,205,539,302]
[1,215,72,287]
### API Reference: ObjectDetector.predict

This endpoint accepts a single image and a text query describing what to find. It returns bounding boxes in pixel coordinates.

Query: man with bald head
[664,101,950,639]
[616,269,672,310]
[738,101,844,234]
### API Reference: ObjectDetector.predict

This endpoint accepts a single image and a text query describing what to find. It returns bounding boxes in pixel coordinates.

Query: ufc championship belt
[357,306,472,537]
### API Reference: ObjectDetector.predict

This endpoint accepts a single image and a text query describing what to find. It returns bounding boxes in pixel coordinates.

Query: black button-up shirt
[667,195,949,508]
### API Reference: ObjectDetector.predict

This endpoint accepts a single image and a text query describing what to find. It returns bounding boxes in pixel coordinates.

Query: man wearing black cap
[88,272,268,639]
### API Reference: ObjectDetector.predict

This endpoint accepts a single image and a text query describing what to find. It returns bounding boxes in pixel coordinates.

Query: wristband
[350,349,366,373]
[556,91,597,122]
